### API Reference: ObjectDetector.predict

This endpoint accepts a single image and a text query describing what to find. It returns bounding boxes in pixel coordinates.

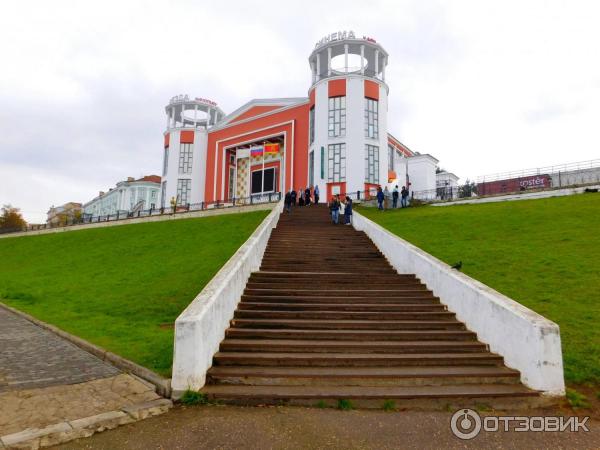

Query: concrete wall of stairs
[352,211,565,396]
[171,202,284,397]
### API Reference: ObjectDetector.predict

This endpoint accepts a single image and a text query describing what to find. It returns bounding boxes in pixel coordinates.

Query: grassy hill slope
[0,210,269,376]
[359,194,600,386]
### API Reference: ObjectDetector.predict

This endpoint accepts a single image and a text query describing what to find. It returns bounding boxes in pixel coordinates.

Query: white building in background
[160,31,457,206]
[436,171,460,199]
[83,175,161,218]
[160,96,225,207]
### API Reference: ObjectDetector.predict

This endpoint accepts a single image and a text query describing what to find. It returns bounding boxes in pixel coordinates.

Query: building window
[328,96,346,138]
[177,179,191,205]
[309,151,314,187]
[328,143,346,182]
[388,144,394,171]
[137,187,146,203]
[365,98,379,139]
[163,147,169,176]
[161,181,167,208]
[309,106,315,144]
[178,143,193,174]
[365,144,379,184]
[251,168,277,195]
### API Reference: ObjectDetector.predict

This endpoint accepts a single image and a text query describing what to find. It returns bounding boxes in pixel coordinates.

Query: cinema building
[160,32,441,207]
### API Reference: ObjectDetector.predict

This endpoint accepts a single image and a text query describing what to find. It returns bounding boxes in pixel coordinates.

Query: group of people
[284,185,320,212]
[377,185,409,210]
[328,194,353,225]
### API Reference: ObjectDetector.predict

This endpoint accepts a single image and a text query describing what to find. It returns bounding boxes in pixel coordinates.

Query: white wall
[407,155,438,193]
[171,202,283,396]
[161,129,208,207]
[352,211,565,396]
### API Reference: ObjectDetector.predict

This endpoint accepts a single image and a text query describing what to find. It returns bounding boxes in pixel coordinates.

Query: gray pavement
[0,307,119,392]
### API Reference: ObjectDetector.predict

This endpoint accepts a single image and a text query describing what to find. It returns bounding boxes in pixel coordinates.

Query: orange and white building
[160,31,441,207]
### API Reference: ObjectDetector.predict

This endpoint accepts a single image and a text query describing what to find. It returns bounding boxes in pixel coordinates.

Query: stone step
[237,302,447,312]
[233,310,456,320]
[213,352,502,367]
[200,384,540,409]
[225,328,478,341]
[219,339,487,353]
[230,319,466,330]
[206,365,521,387]
[240,295,441,304]
[243,289,433,297]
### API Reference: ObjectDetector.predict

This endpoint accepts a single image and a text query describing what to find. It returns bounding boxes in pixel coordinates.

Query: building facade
[47,202,82,226]
[83,175,161,218]
[161,31,447,206]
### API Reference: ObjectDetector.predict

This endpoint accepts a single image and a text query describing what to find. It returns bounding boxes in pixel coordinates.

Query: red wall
[228,105,283,124]
[205,103,310,202]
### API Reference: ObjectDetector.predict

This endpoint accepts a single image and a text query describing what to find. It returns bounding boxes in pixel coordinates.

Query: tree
[459,179,478,198]
[0,205,27,231]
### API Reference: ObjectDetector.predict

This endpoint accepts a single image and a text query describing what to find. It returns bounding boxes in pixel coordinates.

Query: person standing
[284,191,292,213]
[298,190,305,206]
[305,187,311,206]
[384,186,390,210]
[392,185,399,208]
[376,187,384,210]
[290,189,297,206]
[329,196,340,224]
[343,196,353,225]
[314,185,320,205]
[401,186,409,208]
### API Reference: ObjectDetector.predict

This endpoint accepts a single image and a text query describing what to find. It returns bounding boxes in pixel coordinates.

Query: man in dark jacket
[284,191,292,213]
[329,196,340,224]
[376,187,384,210]
[344,196,353,225]
[401,186,409,208]
[392,185,399,208]
[290,189,297,206]
[304,187,311,206]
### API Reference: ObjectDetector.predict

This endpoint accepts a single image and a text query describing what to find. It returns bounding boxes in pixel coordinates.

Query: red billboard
[477,174,552,196]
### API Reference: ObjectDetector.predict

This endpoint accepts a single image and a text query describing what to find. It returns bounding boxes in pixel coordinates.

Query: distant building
[47,202,82,226]
[436,171,460,199]
[160,32,450,207]
[83,175,161,218]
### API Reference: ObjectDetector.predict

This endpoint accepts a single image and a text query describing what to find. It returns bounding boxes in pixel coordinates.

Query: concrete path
[0,307,166,443]
[60,404,600,450]
[0,308,119,392]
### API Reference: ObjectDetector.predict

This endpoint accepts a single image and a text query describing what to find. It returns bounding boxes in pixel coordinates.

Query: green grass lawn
[0,210,269,377]
[359,194,600,386]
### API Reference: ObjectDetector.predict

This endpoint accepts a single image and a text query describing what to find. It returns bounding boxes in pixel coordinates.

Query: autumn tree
[0,205,27,231]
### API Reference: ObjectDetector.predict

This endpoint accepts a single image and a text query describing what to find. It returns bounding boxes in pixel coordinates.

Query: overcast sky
[1,0,599,223]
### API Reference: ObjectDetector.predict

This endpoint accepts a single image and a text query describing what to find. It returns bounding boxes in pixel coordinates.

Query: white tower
[161,95,225,207]
[307,32,389,200]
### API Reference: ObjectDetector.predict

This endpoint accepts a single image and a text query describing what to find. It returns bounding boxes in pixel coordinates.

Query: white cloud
[1,0,599,222]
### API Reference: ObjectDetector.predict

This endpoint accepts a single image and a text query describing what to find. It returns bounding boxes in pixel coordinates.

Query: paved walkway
[60,404,600,450]
[0,307,163,439]
[0,307,119,392]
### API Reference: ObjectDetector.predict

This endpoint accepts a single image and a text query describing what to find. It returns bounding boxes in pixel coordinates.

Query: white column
[316,53,321,80]
[375,50,379,77]
[327,47,332,77]
[360,45,365,75]
[194,104,198,128]
[344,44,348,73]
[310,61,316,83]
[382,57,386,81]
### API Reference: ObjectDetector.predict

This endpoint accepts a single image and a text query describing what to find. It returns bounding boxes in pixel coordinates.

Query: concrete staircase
[201,205,541,408]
